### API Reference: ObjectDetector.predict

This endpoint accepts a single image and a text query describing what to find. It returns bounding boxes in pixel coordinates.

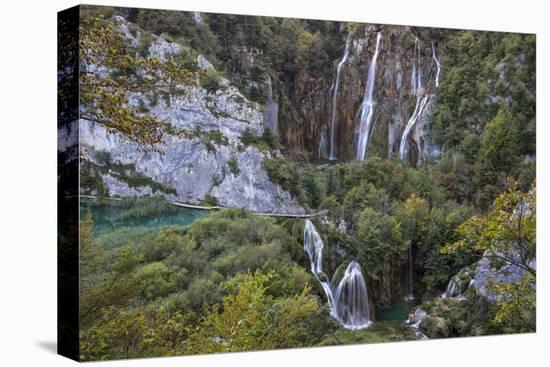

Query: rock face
[78,17,304,214]
[415,298,482,339]
[265,25,443,165]
[472,251,536,302]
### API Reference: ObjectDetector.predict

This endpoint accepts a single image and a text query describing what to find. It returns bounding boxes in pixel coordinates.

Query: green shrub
[227,157,240,175]
[200,69,222,93]
[263,156,301,199]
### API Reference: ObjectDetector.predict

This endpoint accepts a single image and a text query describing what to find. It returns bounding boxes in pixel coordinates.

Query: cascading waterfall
[441,268,471,300]
[303,219,371,329]
[405,244,414,301]
[318,131,328,160]
[356,32,382,161]
[441,277,460,299]
[399,37,429,160]
[329,35,351,160]
[406,309,429,340]
[399,95,429,160]
[333,261,371,329]
[410,38,421,93]
[432,41,441,87]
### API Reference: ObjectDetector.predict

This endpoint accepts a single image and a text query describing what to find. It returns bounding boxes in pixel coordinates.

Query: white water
[329,35,351,160]
[303,219,371,329]
[399,37,429,160]
[356,32,382,161]
[405,244,414,301]
[406,318,429,340]
[441,277,459,299]
[399,95,429,160]
[410,37,422,94]
[432,42,441,87]
[318,131,328,160]
[441,270,469,300]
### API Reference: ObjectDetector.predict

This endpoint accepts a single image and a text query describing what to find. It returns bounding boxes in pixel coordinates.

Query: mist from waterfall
[399,37,429,160]
[329,35,351,160]
[405,245,414,300]
[318,131,328,160]
[432,42,441,87]
[303,219,371,329]
[356,32,382,161]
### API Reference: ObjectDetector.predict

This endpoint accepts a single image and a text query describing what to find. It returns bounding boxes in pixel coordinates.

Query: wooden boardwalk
[76,195,326,219]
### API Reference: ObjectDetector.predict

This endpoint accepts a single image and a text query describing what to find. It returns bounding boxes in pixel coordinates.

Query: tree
[186,271,321,354]
[444,186,536,332]
[355,207,403,279]
[475,108,521,207]
[79,210,103,278]
[79,15,198,150]
[445,186,535,276]
[492,272,536,333]
[396,194,431,248]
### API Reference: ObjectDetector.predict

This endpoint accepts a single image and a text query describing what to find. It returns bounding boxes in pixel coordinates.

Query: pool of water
[376,299,417,321]
[80,199,207,235]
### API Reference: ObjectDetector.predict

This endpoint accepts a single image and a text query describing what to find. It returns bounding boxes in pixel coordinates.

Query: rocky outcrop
[78,17,304,214]
[472,251,536,302]
[413,298,484,339]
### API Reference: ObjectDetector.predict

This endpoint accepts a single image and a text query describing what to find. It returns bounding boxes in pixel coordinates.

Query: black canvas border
[57,4,80,361]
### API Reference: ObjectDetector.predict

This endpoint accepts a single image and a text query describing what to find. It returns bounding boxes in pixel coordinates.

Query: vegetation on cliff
[75,5,536,361]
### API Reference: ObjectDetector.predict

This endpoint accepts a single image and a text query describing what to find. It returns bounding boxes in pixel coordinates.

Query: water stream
[356,32,382,161]
[399,37,429,160]
[304,219,371,329]
[405,244,415,300]
[432,41,441,87]
[329,35,351,160]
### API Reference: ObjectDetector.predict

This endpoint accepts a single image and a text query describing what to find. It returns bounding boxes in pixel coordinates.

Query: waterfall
[329,35,351,160]
[303,220,337,310]
[399,37,429,160]
[441,276,467,300]
[303,219,371,329]
[432,42,441,87]
[405,244,414,301]
[406,309,429,340]
[441,268,471,300]
[410,37,422,94]
[318,131,328,160]
[333,261,371,329]
[441,278,459,299]
[356,32,382,161]
[399,95,429,160]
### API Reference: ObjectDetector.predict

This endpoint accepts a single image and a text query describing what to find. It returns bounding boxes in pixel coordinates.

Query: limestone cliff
[75,17,304,213]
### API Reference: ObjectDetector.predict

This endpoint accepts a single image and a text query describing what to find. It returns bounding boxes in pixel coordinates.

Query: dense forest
[60,5,536,361]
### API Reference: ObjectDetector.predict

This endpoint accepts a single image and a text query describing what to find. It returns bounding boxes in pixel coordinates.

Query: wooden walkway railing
[75,195,326,219]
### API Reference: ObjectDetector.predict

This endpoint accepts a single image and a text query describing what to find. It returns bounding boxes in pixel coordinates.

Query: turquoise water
[376,299,415,321]
[80,199,207,235]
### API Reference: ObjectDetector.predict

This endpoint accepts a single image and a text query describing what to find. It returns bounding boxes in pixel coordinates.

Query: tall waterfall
[303,219,371,329]
[329,35,351,160]
[399,37,429,160]
[432,42,441,87]
[356,32,382,161]
[405,245,414,300]
[410,38,421,93]
[318,131,328,160]
[399,95,429,160]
